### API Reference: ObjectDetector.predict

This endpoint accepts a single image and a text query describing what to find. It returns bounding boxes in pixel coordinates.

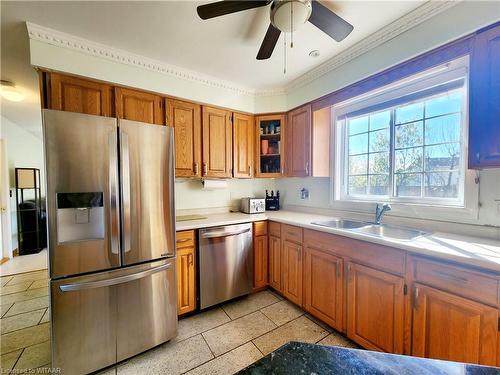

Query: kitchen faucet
[374,203,392,225]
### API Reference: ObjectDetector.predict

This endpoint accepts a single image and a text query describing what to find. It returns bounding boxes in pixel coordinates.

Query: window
[335,59,469,207]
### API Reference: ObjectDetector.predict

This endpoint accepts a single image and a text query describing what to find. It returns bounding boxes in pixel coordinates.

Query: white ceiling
[1,0,425,135]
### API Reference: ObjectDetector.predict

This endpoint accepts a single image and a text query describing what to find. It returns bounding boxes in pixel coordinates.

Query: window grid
[345,88,463,202]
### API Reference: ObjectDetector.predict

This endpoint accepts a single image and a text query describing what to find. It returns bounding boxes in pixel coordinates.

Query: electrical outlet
[300,188,310,200]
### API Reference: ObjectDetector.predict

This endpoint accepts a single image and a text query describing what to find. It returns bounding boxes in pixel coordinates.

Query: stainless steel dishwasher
[199,223,253,309]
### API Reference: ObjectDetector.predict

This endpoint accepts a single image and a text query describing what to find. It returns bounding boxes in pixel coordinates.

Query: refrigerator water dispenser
[56,192,105,243]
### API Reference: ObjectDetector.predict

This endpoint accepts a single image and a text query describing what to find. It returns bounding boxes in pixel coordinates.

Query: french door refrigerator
[43,109,177,374]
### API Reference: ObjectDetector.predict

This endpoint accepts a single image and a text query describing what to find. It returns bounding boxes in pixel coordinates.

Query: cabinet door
[282,239,303,306]
[254,235,269,289]
[346,262,404,353]
[304,246,343,331]
[286,104,311,177]
[469,24,500,168]
[233,112,254,178]
[176,246,196,315]
[412,283,498,366]
[269,235,282,292]
[202,106,232,178]
[168,99,202,177]
[49,73,113,116]
[115,87,164,125]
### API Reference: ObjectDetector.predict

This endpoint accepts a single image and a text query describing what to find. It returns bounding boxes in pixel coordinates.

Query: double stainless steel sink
[311,218,426,241]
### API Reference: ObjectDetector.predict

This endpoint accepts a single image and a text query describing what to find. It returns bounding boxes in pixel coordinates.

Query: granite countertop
[175,210,500,273]
[237,342,500,375]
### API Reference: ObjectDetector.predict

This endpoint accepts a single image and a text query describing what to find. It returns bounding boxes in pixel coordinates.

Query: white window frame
[331,56,480,222]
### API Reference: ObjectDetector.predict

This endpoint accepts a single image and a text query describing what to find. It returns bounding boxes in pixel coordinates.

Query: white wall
[0,116,45,253]
[175,178,276,212]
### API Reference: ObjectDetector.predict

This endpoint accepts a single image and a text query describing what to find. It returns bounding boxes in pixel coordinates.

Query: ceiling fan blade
[256,23,281,60]
[197,0,271,20]
[308,1,353,42]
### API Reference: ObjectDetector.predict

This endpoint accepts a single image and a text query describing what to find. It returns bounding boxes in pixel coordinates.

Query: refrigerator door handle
[120,131,132,254]
[59,262,173,292]
[108,130,120,256]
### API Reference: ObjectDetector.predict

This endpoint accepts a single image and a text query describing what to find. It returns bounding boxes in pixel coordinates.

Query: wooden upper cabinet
[255,114,285,178]
[412,283,498,366]
[269,234,282,292]
[312,106,331,177]
[286,104,312,177]
[168,99,202,177]
[48,73,113,117]
[304,246,343,331]
[202,106,233,178]
[346,262,405,354]
[233,112,254,178]
[115,87,164,125]
[469,23,500,168]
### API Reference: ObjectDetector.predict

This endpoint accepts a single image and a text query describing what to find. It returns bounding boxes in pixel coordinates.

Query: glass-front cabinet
[255,114,285,177]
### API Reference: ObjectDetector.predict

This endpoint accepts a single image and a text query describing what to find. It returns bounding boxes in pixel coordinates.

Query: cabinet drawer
[411,257,499,307]
[282,224,303,244]
[253,221,268,237]
[176,230,195,249]
[269,221,281,238]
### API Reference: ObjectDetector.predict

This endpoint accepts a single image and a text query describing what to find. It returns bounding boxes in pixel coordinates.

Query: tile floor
[0,269,50,373]
[0,270,359,374]
[0,249,48,277]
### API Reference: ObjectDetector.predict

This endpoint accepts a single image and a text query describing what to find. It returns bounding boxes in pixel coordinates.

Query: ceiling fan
[197,0,354,60]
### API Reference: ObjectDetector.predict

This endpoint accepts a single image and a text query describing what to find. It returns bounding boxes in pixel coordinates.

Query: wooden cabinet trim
[269,221,281,237]
[282,224,303,245]
[115,87,164,125]
[253,221,268,237]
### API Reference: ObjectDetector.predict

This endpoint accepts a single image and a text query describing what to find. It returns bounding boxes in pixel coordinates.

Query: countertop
[175,210,500,273]
[236,341,500,374]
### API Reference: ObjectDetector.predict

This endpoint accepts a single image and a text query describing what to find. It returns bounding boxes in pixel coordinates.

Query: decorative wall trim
[26,1,458,98]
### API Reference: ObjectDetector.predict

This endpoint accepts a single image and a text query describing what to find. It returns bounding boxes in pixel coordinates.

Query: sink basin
[354,224,426,241]
[311,219,370,229]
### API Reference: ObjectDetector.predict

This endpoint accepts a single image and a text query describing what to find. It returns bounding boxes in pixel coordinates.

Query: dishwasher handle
[201,228,251,239]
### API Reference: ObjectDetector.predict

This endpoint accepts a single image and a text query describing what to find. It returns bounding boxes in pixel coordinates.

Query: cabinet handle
[432,271,468,284]
[176,238,190,243]
[336,261,341,278]
[194,162,199,175]
[297,247,301,261]
[305,161,309,175]
[203,162,208,176]
[248,165,252,176]
[188,253,194,266]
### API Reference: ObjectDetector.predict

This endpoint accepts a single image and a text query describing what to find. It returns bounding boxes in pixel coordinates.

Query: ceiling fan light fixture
[271,0,312,33]
[0,80,24,102]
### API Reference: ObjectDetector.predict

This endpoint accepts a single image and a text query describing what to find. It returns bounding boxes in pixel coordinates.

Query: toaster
[240,198,266,214]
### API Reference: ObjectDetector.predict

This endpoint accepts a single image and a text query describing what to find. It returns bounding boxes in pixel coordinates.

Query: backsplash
[175,178,276,212]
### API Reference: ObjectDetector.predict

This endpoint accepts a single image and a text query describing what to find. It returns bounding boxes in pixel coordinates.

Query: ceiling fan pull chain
[291,1,294,48]
[283,32,287,74]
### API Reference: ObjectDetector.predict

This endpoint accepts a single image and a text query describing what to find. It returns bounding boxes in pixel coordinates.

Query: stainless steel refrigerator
[43,109,177,374]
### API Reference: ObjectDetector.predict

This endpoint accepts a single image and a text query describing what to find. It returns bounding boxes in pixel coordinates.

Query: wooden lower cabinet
[282,239,303,306]
[253,222,269,289]
[304,246,343,331]
[176,231,196,315]
[346,262,405,354]
[269,235,282,292]
[411,283,498,366]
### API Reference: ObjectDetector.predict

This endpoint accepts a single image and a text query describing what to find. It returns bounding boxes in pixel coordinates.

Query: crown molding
[26,1,458,98]
[26,21,259,96]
